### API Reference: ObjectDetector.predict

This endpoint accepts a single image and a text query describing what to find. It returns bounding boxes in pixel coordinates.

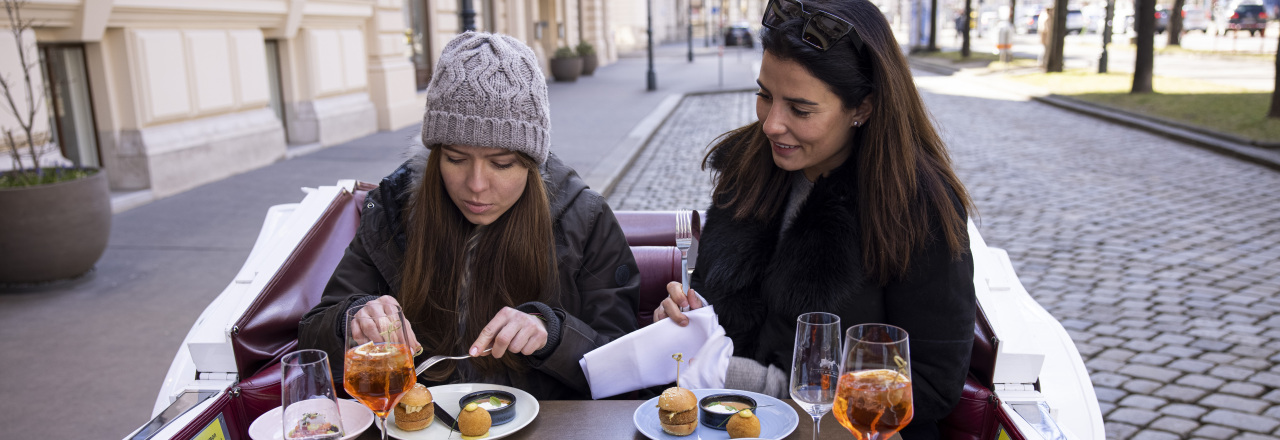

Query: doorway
[39,44,100,168]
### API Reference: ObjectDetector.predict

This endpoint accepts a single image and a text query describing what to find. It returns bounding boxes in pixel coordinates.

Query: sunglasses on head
[762,0,864,53]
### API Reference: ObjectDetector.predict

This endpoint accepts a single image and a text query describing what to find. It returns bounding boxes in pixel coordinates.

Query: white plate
[632,389,799,440]
[249,399,375,440]
[385,383,539,440]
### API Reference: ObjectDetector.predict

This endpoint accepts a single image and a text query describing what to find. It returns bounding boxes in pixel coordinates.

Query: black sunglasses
[761,0,864,53]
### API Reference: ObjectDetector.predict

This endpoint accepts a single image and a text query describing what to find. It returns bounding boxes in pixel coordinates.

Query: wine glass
[790,312,842,440]
[343,303,416,440]
[282,349,345,439]
[833,323,913,440]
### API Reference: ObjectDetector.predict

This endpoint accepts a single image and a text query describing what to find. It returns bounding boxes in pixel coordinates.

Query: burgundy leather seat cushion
[631,246,682,327]
[940,374,999,440]
[614,210,700,246]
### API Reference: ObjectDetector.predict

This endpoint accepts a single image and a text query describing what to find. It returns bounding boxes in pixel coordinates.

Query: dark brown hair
[398,147,556,381]
[705,0,973,285]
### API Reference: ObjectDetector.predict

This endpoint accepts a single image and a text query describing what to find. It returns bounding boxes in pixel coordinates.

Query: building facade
[0,0,619,200]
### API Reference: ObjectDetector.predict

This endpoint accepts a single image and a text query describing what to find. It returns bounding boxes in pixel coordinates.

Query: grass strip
[1007,69,1280,142]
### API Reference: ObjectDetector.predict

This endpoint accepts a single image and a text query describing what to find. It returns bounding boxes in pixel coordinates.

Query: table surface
[355,399,863,440]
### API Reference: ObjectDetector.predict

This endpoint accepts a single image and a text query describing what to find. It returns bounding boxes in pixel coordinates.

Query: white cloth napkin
[579,306,734,399]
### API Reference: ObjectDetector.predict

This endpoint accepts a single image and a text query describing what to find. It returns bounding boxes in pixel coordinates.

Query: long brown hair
[398,147,556,381]
[705,0,973,285]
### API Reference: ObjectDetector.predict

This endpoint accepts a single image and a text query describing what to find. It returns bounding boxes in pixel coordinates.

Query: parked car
[724,24,754,47]
[1182,6,1212,33]
[1123,5,1170,33]
[1018,12,1041,34]
[1066,9,1086,34]
[1224,3,1269,36]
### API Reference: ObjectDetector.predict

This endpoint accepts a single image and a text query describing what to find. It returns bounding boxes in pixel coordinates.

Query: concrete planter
[0,169,111,284]
[580,53,598,76]
[551,56,583,82]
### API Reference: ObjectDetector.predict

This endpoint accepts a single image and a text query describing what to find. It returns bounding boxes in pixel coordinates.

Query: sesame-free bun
[658,387,697,412]
[400,383,432,407]
[658,387,698,436]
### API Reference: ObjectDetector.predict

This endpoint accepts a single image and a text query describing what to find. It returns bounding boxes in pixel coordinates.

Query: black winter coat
[690,142,976,439]
[298,152,640,400]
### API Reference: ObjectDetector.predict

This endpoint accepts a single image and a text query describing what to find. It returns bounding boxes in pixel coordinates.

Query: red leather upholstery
[940,375,1000,440]
[230,190,362,378]
[614,210,700,246]
[631,246,683,327]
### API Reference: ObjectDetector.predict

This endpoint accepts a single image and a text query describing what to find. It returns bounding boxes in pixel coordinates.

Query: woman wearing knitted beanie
[299,32,639,400]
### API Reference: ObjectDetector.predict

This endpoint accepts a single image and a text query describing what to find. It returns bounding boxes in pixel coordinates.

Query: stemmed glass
[282,349,345,439]
[833,323,913,440]
[790,312,842,440]
[343,303,416,440]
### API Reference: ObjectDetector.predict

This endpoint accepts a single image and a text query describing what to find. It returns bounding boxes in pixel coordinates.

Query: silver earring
[854,121,861,127]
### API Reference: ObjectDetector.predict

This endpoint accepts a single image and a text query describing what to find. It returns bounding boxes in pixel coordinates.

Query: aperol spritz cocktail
[343,304,416,440]
[832,324,913,440]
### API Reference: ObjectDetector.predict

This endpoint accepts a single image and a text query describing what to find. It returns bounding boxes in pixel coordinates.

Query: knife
[433,404,458,433]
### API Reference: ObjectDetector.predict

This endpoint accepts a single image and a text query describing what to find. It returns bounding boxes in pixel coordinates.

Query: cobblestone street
[607,72,1280,439]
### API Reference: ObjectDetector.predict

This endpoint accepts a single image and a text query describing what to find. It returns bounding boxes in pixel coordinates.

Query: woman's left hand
[470,307,548,358]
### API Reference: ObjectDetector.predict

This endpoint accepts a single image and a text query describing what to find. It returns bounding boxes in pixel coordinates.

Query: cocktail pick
[672,353,685,389]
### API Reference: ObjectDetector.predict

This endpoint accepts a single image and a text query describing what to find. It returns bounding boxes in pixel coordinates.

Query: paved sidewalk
[0,42,761,440]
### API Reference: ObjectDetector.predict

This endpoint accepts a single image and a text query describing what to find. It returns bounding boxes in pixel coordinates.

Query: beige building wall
[1,0,625,199]
[0,0,421,198]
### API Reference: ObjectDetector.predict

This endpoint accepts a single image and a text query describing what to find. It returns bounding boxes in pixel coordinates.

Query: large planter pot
[551,56,583,82]
[580,53,598,76]
[0,169,111,284]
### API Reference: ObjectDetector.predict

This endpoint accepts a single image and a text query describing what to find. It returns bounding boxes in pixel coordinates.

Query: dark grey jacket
[298,151,640,400]
[691,140,976,439]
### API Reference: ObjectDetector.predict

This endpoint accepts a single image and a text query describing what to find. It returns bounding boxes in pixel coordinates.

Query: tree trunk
[1269,29,1280,117]
[962,0,972,57]
[928,0,938,51]
[1047,0,1069,72]
[1133,0,1155,93]
[1169,0,1185,46]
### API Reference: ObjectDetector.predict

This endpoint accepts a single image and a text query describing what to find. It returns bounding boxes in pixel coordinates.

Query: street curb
[907,55,1280,172]
[1033,95,1280,172]
[589,87,759,197]
[586,93,686,197]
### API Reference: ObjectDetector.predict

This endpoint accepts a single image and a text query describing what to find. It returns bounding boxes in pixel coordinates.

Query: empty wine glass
[790,312,842,440]
[281,349,345,439]
[833,323,913,440]
[344,303,416,440]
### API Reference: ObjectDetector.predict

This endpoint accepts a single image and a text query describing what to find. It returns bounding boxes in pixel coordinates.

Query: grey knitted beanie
[421,32,550,165]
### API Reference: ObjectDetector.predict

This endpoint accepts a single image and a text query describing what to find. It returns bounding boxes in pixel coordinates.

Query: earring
[853,121,861,127]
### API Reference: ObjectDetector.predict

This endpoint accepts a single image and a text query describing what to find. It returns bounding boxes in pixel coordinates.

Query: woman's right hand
[654,281,704,327]
[350,295,423,356]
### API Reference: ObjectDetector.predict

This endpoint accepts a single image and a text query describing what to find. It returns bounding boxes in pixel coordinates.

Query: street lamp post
[1099,0,1115,73]
[688,0,694,62]
[647,0,657,90]
[460,0,476,32]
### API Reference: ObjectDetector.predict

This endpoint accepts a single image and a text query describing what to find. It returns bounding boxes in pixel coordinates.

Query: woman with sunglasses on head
[654,0,976,437]
[299,32,640,400]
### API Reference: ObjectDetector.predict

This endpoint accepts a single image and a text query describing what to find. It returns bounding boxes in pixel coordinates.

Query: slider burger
[393,383,434,431]
[657,387,698,436]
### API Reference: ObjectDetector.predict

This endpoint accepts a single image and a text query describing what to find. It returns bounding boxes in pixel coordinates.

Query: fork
[675,210,693,304]
[415,348,491,376]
